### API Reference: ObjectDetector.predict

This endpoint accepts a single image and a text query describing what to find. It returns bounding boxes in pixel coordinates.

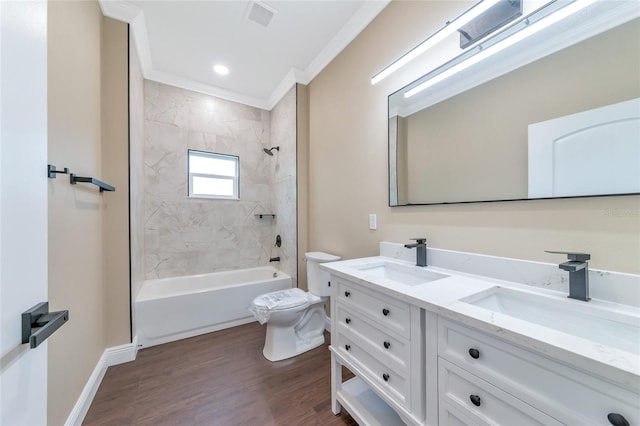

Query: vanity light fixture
[404,0,597,98]
[370,0,501,85]
[213,64,229,75]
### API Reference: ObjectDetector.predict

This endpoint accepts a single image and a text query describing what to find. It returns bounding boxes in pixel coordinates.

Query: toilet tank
[305,251,341,297]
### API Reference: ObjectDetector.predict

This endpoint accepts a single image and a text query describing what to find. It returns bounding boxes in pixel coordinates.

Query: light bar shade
[371,0,501,85]
[404,0,597,98]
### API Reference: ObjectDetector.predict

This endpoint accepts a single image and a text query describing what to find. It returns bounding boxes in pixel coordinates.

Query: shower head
[263,146,280,156]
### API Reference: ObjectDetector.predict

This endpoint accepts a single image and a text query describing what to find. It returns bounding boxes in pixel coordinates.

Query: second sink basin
[350,260,449,286]
[460,286,640,354]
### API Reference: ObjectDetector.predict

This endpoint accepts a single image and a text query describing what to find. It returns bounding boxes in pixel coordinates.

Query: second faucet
[405,238,427,267]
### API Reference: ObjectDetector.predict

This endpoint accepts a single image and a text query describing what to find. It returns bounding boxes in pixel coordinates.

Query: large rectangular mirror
[388,1,640,206]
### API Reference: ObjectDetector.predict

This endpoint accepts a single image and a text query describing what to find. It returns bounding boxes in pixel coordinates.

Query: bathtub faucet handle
[269,256,280,262]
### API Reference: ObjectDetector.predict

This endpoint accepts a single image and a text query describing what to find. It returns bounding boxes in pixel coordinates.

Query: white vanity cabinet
[324,257,639,426]
[330,276,426,425]
[437,318,640,426]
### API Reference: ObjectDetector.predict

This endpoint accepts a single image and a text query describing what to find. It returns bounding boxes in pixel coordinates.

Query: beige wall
[307,1,640,274]
[48,2,129,424]
[102,17,130,347]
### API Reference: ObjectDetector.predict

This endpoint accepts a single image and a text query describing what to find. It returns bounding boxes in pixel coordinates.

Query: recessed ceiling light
[213,64,229,75]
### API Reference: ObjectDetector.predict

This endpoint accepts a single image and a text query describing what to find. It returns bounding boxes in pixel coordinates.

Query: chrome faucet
[405,238,427,267]
[545,251,591,301]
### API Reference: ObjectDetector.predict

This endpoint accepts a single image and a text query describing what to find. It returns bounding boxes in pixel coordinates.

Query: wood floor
[83,322,357,425]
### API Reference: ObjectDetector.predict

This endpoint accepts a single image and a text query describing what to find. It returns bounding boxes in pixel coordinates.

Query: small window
[188,150,239,200]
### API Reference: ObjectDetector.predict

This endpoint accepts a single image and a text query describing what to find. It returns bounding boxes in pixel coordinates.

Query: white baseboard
[325,316,331,333]
[64,338,138,426]
[106,336,138,366]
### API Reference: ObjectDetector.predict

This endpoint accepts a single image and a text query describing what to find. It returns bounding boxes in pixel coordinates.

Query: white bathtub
[135,266,292,348]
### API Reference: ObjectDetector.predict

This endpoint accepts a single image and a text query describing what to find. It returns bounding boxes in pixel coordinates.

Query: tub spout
[269,256,280,262]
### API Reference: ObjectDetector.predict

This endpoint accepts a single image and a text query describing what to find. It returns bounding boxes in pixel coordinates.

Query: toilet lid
[252,288,310,311]
[305,251,341,262]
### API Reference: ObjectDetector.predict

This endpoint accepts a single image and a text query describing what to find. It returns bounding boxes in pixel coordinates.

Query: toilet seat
[251,288,323,325]
[253,288,309,311]
[252,288,310,311]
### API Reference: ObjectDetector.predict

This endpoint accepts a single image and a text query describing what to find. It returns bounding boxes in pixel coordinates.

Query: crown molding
[99,0,390,110]
[300,0,391,85]
[98,0,139,22]
[148,68,270,110]
[265,68,304,110]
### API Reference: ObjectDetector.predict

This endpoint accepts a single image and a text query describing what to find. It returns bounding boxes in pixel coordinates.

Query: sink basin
[461,287,640,354]
[350,261,448,286]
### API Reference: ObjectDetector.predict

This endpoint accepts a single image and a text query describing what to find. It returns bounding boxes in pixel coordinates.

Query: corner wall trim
[64,339,138,426]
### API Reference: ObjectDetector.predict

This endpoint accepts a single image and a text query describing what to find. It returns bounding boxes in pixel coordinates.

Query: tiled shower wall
[270,87,297,286]
[143,81,296,280]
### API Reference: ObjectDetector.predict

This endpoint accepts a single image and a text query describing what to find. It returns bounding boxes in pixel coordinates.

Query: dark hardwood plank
[83,322,357,425]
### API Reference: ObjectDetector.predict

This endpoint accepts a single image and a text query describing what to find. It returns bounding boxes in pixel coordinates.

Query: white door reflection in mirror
[528,98,640,198]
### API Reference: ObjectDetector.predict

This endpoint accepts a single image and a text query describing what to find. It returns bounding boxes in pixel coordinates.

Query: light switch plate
[369,214,377,230]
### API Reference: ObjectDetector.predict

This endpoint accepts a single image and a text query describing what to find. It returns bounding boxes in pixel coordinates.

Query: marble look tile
[144,81,282,279]
[269,86,297,283]
[130,60,146,299]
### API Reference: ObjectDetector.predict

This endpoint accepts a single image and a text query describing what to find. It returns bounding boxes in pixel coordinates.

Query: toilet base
[262,301,326,362]
[263,333,324,362]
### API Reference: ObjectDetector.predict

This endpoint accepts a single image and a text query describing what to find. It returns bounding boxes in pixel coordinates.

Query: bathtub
[136,266,292,348]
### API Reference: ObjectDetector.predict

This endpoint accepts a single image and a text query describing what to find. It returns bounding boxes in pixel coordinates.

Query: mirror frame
[388,0,640,207]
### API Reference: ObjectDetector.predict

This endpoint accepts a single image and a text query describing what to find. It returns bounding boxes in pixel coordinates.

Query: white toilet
[250,251,340,362]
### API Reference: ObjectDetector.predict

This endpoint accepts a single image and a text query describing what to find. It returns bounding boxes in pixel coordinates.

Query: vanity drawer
[337,279,411,338]
[438,400,479,426]
[336,302,410,374]
[439,358,563,426]
[438,318,640,425]
[335,332,410,408]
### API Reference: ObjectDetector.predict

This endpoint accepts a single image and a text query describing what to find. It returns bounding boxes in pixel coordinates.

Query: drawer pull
[382,373,390,382]
[607,413,630,426]
[383,341,391,349]
[468,348,480,359]
[382,308,390,316]
[345,318,351,324]
[469,394,481,407]
[345,344,351,351]
[344,291,351,297]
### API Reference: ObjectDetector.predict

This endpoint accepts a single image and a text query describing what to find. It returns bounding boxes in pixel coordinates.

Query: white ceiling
[99,0,390,110]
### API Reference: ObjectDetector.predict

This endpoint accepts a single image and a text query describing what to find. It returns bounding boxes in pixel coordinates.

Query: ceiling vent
[246,1,277,28]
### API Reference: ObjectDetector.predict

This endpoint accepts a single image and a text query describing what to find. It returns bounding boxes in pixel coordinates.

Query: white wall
[0,1,48,424]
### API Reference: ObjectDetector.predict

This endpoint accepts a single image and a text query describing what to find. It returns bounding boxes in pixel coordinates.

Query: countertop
[321,256,640,390]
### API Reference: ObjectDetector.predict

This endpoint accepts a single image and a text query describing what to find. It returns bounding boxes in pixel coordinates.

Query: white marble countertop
[321,256,640,389]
